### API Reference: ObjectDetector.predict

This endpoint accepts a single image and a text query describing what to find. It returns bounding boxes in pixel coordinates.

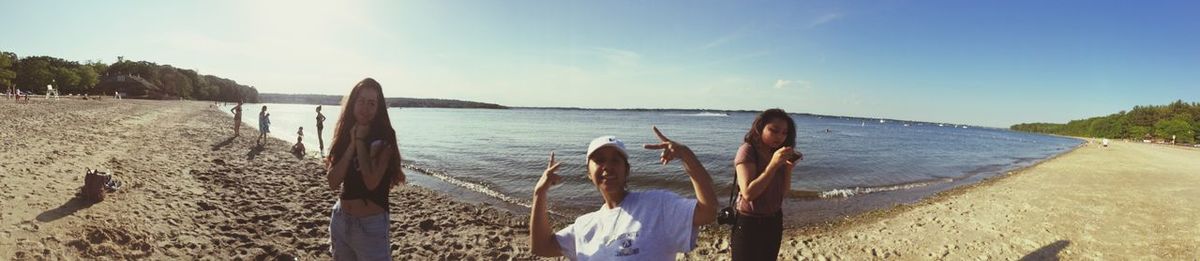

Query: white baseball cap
[586,136,628,160]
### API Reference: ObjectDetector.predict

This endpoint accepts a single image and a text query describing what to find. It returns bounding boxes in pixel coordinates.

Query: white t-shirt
[555,190,699,261]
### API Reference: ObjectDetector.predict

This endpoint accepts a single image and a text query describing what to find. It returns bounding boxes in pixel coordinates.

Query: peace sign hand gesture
[642,126,693,165]
[534,151,563,195]
[642,126,720,226]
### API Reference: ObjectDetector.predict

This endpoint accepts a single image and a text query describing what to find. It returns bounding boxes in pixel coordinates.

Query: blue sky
[2,0,1197,127]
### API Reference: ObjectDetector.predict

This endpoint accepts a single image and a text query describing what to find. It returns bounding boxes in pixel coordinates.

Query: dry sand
[686,139,1200,260]
[0,99,534,260]
[3,99,1197,260]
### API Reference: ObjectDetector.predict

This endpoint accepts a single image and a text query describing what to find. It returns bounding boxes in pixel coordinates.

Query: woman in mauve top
[731,108,802,261]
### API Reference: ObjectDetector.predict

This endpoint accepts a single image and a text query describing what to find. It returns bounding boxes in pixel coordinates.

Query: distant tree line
[0,51,258,102]
[258,93,507,109]
[1011,100,1200,144]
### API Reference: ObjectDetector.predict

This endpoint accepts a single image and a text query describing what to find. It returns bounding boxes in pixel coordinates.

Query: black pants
[730,211,783,261]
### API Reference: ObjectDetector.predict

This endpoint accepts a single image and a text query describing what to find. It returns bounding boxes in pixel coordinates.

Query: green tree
[76,65,99,92]
[51,66,82,93]
[1088,117,1126,138]
[1127,106,1157,126]
[85,60,108,78]
[0,52,16,90]
[1129,125,1151,140]
[16,57,54,93]
[1154,114,1195,143]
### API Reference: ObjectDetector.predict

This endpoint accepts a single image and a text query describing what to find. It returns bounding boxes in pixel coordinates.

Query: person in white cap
[529,126,718,260]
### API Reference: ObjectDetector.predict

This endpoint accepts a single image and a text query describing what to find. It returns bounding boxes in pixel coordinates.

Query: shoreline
[0,99,539,259]
[792,141,1086,236]
[226,102,1076,229]
[686,135,1199,259]
[3,100,1195,259]
[774,140,1084,229]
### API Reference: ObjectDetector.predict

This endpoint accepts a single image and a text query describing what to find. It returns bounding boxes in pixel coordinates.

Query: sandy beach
[3,99,1198,260]
[686,137,1200,259]
[0,99,535,260]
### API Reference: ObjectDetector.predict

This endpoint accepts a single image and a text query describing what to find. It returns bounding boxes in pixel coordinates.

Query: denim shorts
[330,201,391,260]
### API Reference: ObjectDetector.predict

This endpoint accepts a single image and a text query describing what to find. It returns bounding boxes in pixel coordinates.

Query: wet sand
[3,99,1197,260]
[0,99,535,260]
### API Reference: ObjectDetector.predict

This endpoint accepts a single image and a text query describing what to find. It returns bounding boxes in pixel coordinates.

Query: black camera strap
[727,167,739,210]
[726,142,761,226]
[730,142,761,208]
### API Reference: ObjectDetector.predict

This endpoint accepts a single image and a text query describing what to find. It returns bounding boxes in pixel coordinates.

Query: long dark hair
[743,108,796,150]
[326,78,401,183]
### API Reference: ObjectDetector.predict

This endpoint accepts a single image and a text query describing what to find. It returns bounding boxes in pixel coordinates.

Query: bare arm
[783,163,793,198]
[326,145,356,190]
[530,191,562,257]
[530,152,564,257]
[677,146,718,226]
[358,140,391,190]
[737,147,795,201]
[388,151,406,188]
[736,161,780,201]
[644,126,717,226]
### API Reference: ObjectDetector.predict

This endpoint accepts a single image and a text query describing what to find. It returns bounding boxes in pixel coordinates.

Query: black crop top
[340,154,392,209]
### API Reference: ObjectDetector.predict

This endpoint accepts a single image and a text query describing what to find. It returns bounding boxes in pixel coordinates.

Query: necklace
[603,191,628,245]
[607,208,622,244]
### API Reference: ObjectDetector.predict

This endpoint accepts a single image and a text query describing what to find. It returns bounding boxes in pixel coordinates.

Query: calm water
[224,103,1081,226]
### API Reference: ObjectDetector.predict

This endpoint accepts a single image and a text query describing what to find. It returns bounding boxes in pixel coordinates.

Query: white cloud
[697,32,743,50]
[808,12,843,28]
[592,47,642,68]
[774,79,812,89]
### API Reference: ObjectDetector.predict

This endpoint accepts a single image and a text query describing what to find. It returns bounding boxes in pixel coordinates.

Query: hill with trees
[258,93,507,109]
[0,51,259,102]
[1011,100,1200,144]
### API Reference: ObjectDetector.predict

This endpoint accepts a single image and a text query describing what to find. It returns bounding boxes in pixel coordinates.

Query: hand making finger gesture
[534,151,563,195]
[642,126,691,165]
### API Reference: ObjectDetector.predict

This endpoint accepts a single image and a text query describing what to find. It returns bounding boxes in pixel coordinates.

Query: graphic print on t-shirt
[610,232,640,256]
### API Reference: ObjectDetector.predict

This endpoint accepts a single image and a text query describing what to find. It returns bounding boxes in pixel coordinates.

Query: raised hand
[771,146,802,169]
[643,126,691,165]
[643,126,719,226]
[534,151,563,195]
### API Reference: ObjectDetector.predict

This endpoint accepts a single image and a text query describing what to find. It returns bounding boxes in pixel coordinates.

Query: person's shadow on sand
[1019,240,1070,261]
[36,196,97,222]
[211,136,236,151]
[246,143,266,160]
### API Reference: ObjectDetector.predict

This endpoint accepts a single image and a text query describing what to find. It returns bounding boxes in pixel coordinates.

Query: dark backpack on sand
[82,169,115,202]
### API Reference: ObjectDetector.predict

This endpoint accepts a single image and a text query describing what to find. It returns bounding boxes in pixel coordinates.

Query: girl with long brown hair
[325,78,406,260]
[730,108,801,261]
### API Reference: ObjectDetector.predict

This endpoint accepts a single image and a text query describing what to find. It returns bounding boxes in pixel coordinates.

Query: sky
[2,0,1197,127]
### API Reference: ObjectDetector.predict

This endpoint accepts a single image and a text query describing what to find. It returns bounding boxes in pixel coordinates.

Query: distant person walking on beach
[529,127,719,260]
[325,78,406,260]
[317,105,327,153]
[258,106,271,145]
[230,101,244,136]
[730,108,801,261]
